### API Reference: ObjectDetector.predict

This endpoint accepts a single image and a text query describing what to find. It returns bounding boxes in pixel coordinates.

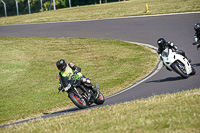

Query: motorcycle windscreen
[161,48,169,57]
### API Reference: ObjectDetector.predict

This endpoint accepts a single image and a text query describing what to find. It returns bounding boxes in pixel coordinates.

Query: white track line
[106,41,163,99]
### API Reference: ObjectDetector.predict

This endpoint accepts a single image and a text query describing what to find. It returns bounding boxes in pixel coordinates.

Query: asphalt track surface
[0,12,200,128]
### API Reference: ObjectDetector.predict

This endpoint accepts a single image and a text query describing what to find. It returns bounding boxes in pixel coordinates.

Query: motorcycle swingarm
[80,85,96,103]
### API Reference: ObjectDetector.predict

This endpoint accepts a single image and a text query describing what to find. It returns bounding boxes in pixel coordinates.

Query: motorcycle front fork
[73,87,82,99]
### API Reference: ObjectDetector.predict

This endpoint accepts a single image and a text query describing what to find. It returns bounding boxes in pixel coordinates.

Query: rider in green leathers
[56,59,97,92]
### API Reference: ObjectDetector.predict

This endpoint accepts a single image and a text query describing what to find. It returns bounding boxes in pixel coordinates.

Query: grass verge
[0,37,158,125]
[1,88,199,132]
[0,0,200,25]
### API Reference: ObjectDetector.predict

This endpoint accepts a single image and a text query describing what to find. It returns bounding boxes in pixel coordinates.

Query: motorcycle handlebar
[58,74,80,93]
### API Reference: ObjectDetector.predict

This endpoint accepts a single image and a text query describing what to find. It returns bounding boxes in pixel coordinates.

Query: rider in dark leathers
[193,23,200,49]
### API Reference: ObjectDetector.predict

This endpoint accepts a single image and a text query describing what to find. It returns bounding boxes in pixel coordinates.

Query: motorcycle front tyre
[68,92,88,109]
[173,65,189,79]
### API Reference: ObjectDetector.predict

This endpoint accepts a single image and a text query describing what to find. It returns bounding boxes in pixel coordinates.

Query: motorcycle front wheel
[173,64,189,79]
[68,92,88,109]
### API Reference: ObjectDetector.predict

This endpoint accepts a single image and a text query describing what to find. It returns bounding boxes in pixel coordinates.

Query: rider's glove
[64,84,71,92]
[58,84,63,90]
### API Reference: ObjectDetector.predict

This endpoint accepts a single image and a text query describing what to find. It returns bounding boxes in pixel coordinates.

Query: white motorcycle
[160,48,196,78]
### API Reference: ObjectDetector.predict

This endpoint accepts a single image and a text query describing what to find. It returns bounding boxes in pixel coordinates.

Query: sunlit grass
[0,0,199,25]
[0,37,158,125]
[1,88,199,133]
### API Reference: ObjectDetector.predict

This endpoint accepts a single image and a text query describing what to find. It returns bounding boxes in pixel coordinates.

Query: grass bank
[0,37,158,125]
[0,0,199,25]
[1,88,199,132]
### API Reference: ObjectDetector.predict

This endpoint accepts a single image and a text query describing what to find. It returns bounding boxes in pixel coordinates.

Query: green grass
[1,88,199,133]
[0,0,200,25]
[1,0,199,131]
[0,37,158,125]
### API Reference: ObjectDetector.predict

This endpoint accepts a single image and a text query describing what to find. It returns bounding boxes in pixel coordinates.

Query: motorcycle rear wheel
[94,91,105,105]
[190,66,196,75]
[68,92,88,109]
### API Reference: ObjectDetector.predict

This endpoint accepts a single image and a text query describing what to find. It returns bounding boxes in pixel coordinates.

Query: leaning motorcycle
[160,48,196,78]
[58,75,105,109]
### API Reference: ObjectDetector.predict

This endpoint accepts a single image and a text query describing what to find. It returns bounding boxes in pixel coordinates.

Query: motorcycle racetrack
[0,12,200,128]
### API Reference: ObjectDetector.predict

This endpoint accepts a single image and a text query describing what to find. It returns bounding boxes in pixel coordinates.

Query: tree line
[0,0,120,17]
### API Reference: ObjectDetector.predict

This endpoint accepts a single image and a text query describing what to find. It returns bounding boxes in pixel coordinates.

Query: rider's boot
[92,86,98,93]
[197,44,200,50]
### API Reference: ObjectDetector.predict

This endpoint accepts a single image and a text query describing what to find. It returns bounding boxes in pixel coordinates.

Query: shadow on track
[43,107,80,115]
[41,107,81,118]
[37,103,99,119]
[192,63,200,67]
[146,76,183,83]
[0,105,98,128]
[147,62,200,83]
